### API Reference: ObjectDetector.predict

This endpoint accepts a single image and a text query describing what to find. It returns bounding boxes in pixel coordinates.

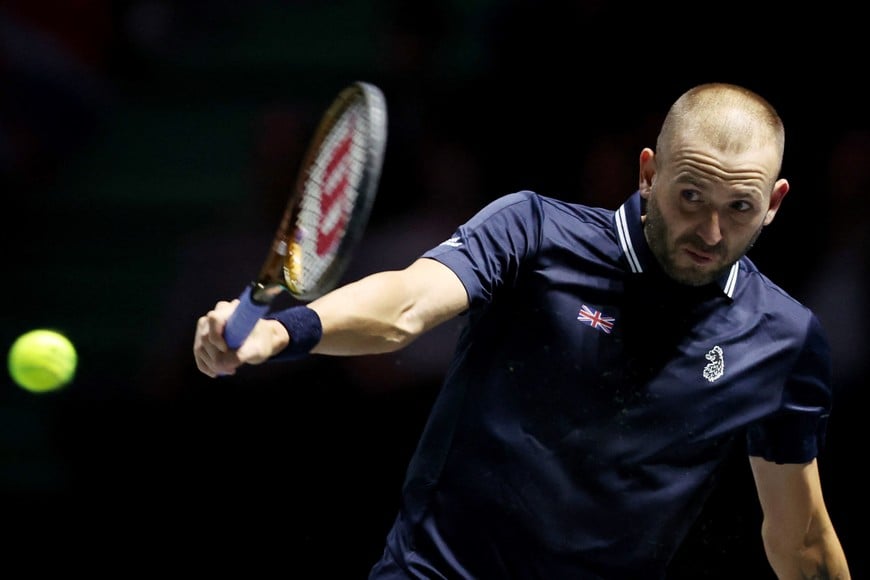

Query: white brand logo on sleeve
[439,236,463,248]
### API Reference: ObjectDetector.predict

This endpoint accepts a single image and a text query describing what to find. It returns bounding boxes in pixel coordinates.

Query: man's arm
[194,258,468,377]
[308,257,468,356]
[749,456,850,579]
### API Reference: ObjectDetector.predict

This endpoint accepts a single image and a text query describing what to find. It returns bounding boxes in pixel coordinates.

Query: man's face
[644,192,764,286]
[641,136,783,287]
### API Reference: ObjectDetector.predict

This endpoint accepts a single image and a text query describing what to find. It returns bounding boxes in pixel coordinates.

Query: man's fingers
[194,301,243,377]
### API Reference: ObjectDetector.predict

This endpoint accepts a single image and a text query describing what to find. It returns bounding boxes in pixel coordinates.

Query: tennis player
[194,83,851,579]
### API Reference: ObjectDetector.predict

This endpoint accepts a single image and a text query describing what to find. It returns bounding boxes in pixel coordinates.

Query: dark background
[2,1,866,577]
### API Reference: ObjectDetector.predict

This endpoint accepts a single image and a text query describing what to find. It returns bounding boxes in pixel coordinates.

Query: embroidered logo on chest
[703,345,724,382]
[577,304,615,334]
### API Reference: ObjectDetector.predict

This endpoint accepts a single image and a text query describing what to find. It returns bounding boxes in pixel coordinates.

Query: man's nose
[695,210,723,246]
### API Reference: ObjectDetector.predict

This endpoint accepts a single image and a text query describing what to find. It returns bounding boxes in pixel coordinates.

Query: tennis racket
[223,81,388,349]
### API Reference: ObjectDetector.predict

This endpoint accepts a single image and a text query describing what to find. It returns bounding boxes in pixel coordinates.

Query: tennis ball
[7,329,77,393]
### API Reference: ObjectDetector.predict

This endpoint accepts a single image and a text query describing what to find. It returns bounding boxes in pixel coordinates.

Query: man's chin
[666,264,720,287]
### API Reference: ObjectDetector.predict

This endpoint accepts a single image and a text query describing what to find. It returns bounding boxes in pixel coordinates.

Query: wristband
[264,306,323,361]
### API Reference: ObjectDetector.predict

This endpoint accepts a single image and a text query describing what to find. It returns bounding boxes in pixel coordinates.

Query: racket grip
[224,285,272,350]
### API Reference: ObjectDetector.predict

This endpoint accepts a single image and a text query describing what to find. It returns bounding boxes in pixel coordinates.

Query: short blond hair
[657,83,785,175]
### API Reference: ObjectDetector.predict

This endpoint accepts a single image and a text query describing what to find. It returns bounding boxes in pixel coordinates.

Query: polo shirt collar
[614,190,738,299]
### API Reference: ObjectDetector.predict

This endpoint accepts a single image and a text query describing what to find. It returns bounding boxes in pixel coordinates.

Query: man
[194,83,851,579]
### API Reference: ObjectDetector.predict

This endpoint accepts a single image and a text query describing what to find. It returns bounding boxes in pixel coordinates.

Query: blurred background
[1,1,865,576]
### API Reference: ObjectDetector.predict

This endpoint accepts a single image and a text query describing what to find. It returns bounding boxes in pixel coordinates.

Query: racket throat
[249,281,284,304]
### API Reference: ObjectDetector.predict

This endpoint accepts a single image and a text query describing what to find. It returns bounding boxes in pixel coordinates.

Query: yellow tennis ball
[7,329,77,393]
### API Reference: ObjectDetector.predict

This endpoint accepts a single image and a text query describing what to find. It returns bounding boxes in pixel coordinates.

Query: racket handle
[224,285,272,350]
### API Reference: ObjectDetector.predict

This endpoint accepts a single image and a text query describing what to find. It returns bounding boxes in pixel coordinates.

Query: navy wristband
[264,306,323,361]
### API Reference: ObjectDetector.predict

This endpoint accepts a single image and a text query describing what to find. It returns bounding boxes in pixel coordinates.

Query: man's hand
[193,299,289,377]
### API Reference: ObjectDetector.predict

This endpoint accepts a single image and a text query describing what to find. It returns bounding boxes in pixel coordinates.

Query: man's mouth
[684,246,716,264]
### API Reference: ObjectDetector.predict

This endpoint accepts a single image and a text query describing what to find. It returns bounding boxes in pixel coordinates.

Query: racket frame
[252,81,386,303]
[224,81,387,349]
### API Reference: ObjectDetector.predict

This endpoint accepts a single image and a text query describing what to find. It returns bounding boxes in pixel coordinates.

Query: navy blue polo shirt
[373,190,832,580]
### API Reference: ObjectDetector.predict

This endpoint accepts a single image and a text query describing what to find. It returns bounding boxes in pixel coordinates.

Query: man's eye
[680,190,701,202]
[731,200,753,212]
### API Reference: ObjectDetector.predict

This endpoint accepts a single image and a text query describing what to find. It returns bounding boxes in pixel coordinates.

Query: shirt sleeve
[746,313,833,464]
[421,191,543,309]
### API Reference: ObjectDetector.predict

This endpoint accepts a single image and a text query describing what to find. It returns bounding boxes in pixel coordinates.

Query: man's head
[638,83,789,286]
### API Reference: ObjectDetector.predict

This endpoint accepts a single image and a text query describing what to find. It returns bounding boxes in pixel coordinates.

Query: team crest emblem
[703,345,724,382]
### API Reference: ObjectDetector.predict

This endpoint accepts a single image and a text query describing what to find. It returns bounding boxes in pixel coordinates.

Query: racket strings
[289,99,372,295]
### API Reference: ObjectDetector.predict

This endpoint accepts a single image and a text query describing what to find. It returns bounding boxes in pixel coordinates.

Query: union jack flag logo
[577,304,615,334]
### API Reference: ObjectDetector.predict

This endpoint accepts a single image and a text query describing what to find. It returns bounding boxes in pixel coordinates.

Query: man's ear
[639,148,655,199]
[763,178,790,226]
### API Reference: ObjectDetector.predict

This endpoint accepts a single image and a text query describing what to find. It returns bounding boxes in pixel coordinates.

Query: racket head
[252,81,387,303]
